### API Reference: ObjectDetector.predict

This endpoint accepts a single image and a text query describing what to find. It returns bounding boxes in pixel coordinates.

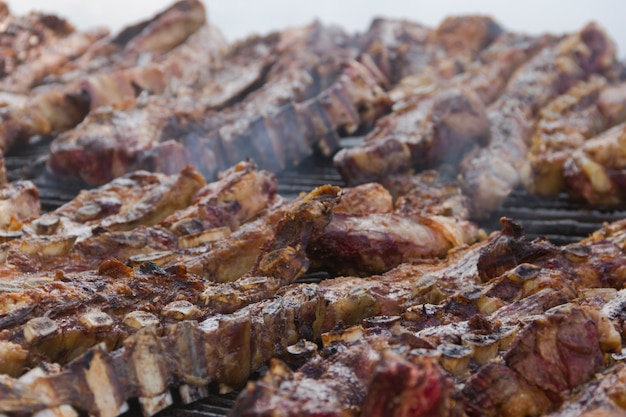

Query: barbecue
[2,1,626,416]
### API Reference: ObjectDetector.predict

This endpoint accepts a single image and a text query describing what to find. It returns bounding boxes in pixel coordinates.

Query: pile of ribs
[2,1,626,416]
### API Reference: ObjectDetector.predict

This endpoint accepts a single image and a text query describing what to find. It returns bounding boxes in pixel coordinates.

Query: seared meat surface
[2,2,626,417]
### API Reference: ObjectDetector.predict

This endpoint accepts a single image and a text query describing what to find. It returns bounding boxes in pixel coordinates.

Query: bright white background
[6,1,625,55]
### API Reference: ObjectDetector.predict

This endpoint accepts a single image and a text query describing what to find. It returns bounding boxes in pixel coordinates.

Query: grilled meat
[307,173,480,276]
[525,76,626,196]
[359,15,502,85]
[460,22,617,218]
[562,122,626,204]
[0,3,76,81]
[3,3,626,417]
[463,303,617,417]
[0,0,225,152]
[0,180,339,382]
[25,166,206,242]
[48,54,388,185]
[0,179,39,230]
[3,209,626,416]
[45,20,361,184]
[232,338,463,417]
[544,364,626,417]
[334,32,556,186]
[233,218,626,417]
[2,161,281,274]
[0,28,108,94]
[308,211,479,276]
[44,0,209,79]
[334,87,489,185]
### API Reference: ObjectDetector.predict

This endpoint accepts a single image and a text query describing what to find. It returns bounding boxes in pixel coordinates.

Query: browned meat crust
[231,218,626,417]
[525,76,626,196]
[48,55,388,185]
[562,122,626,204]
[461,23,617,218]
[333,32,556,186]
[3,5,626,417]
[0,0,225,152]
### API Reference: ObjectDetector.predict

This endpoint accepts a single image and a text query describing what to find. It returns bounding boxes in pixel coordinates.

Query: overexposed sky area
[6,1,626,55]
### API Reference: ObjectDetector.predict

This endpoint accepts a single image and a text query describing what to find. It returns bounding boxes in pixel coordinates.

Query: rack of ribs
[524,76,626,196]
[562,122,626,205]
[0,0,226,152]
[2,2,626,416]
[230,218,626,417]
[460,22,617,218]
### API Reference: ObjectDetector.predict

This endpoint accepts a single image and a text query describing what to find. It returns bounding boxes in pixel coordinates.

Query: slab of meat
[0,161,281,276]
[3,5,626,416]
[334,31,556,186]
[48,53,388,185]
[0,179,339,386]
[460,22,617,218]
[231,218,625,417]
[307,177,480,276]
[0,2,77,81]
[334,87,489,185]
[525,77,626,196]
[359,15,502,85]
[0,0,225,152]
[562,122,626,204]
[3,208,626,416]
[544,364,626,417]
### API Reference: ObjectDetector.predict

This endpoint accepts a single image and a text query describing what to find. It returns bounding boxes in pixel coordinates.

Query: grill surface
[5,137,626,416]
